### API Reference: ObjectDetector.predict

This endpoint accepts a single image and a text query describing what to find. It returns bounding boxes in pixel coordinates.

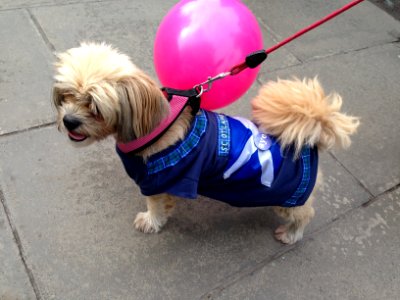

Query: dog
[52,42,359,244]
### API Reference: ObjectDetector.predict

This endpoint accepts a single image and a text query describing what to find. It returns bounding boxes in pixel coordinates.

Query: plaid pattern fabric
[147,110,207,175]
[283,147,311,206]
[117,109,318,207]
[217,114,230,156]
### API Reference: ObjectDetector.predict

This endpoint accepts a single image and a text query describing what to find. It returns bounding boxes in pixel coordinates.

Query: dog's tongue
[68,131,87,141]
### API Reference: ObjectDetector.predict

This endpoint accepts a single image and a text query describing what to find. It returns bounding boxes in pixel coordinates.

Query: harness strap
[117,88,200,154]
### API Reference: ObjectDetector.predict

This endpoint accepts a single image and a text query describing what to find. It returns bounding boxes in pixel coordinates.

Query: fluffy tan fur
[53,42,171,145]
[252,78,360,157]
[53,43,360,244]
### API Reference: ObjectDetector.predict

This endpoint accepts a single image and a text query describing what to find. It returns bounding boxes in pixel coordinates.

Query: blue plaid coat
[116,110,318,207]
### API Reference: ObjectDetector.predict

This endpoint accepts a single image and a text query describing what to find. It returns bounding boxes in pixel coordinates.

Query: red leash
[266,0,366,55]
[229,0,366,75]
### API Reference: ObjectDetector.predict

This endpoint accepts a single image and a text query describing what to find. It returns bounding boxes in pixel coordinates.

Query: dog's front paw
[134,212,163,233]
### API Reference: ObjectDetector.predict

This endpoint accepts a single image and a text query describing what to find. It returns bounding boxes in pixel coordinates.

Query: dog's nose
[63,115,82,131]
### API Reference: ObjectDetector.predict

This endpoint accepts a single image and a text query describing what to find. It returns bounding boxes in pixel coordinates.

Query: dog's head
[52,42,168,146]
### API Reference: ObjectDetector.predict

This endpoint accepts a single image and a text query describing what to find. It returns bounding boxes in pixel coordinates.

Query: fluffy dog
[52,43,359,244]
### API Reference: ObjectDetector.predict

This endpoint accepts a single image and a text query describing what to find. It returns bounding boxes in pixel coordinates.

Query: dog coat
[116,110,318,207]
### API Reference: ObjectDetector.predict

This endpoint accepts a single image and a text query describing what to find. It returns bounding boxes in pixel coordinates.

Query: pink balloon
[154,0,263,110]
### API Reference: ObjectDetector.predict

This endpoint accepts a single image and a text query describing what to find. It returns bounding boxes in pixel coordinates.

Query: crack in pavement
[0,121,56,138]
[0,189,42,300]
[26,8,56,54]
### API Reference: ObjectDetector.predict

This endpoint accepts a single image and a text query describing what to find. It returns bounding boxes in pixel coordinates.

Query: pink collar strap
[117,89,200,154]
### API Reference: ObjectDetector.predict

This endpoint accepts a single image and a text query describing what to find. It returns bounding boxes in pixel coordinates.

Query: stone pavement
[0,0,399,299]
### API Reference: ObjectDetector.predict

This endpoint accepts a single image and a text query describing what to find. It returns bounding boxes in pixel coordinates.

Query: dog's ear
[114,83,136,142]
[114,73,169,143]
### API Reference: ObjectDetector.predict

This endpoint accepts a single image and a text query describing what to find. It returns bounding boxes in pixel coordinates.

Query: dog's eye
[62,93,74,103]
[86,95,103,120]
[53,90,66,106]
[88,100,101,117]
[91,104,98,114]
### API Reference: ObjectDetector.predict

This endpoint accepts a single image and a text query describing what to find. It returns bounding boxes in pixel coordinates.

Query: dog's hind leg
[134,194,176,233]
[273,172,322,244]
[273,195,315,244]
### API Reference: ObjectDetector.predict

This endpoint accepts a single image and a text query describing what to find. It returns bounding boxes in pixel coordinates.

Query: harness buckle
[161,87,201,116]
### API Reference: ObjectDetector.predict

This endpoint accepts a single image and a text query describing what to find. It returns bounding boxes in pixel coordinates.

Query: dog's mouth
[68,131,88,142]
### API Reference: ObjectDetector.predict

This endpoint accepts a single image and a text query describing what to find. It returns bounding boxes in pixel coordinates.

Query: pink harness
[117,89,200,154]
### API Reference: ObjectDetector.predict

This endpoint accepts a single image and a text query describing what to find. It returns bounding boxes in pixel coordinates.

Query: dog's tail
[251,77,360,156]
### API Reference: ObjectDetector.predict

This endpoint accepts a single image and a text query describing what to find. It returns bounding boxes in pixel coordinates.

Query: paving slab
[0,190,36,300]
[0,9,54,135]
[255,19,301,74]
[30,0,177,78]
[246,0,400,61]
[260,43,400,196]
[215,188,400,300]
[0,122,369,299]
[370,0,400,20]
[243,0,301,72]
